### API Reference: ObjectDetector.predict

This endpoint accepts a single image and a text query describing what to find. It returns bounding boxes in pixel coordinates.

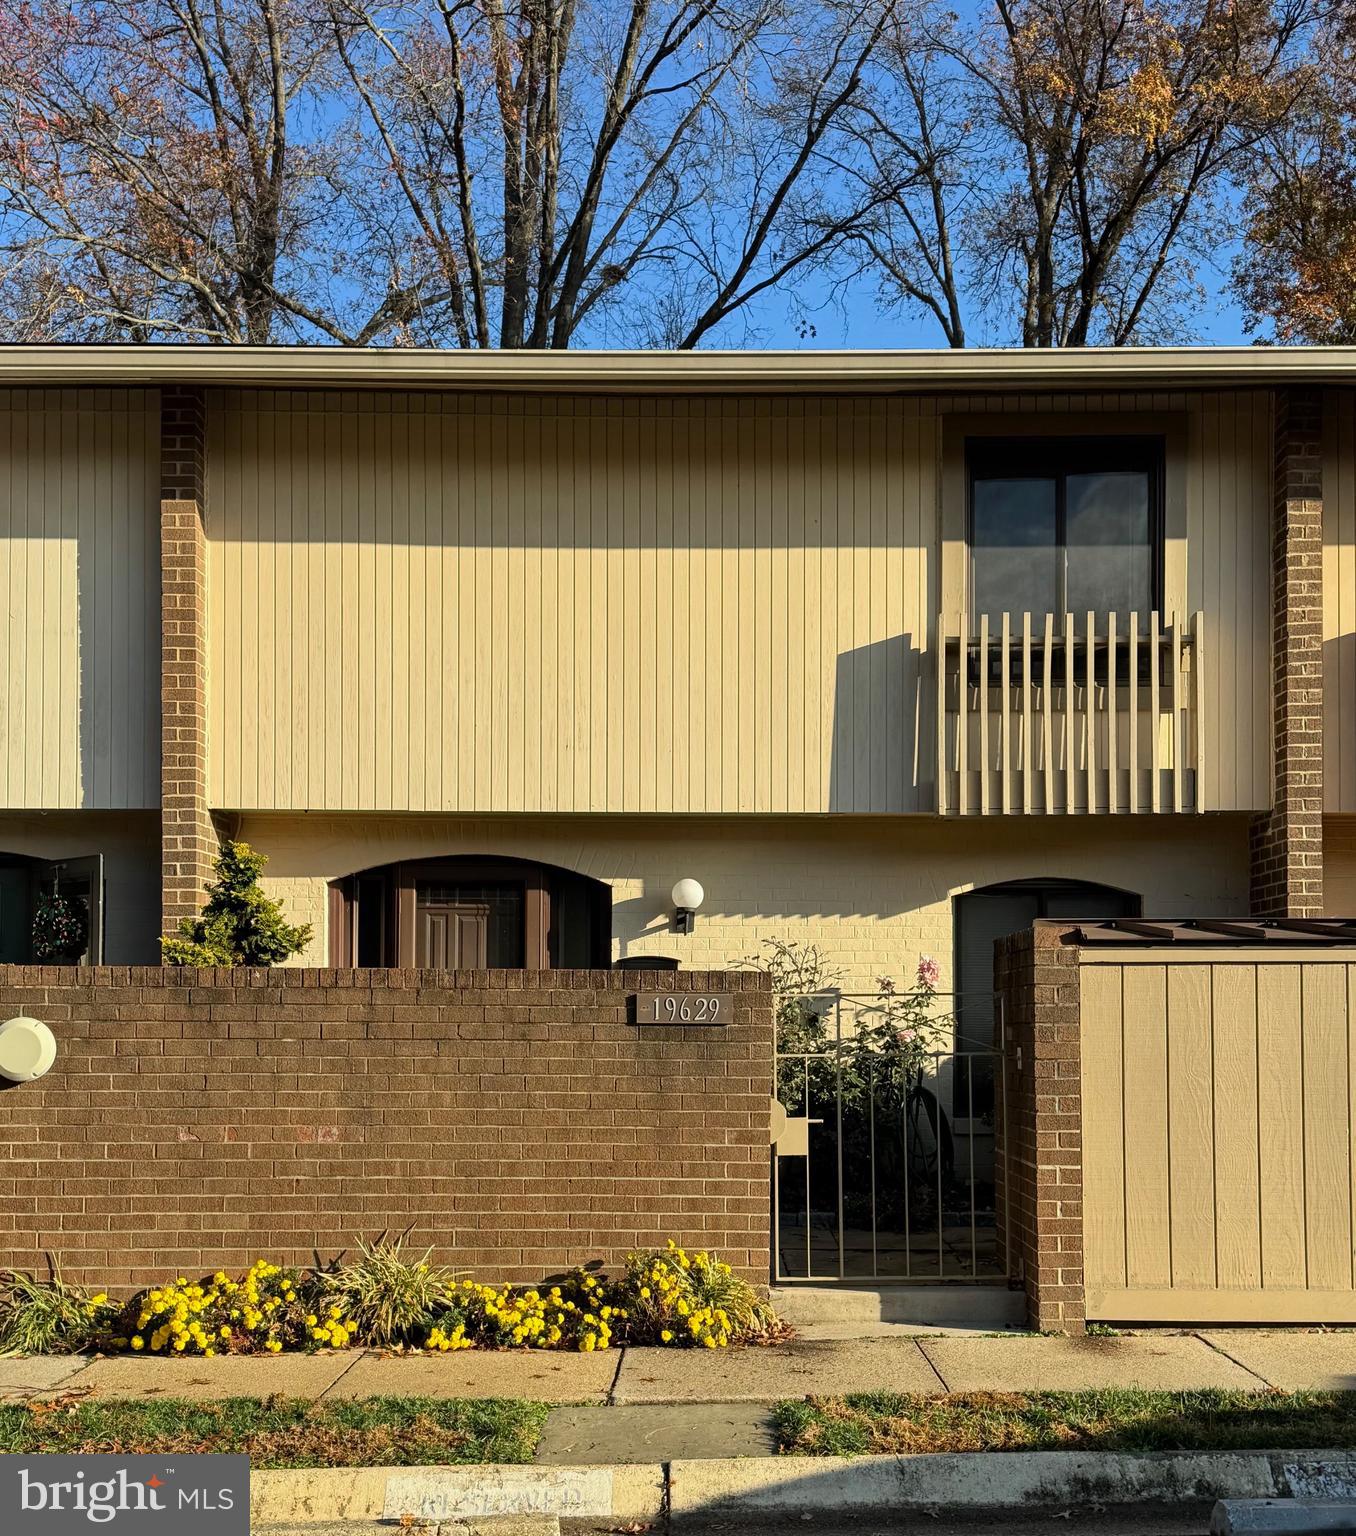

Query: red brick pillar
[1251,387,1324,917]
[160,386,219,938]
[996,921,1085,1333]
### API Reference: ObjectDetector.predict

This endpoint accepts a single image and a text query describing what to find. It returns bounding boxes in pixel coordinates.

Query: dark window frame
[966,435,1166,622]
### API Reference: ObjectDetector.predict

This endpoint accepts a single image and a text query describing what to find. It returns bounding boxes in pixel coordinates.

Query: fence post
[995,922,1086,1333]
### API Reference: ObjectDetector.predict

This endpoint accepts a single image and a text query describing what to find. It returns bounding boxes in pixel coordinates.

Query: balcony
[936,611,1204,815]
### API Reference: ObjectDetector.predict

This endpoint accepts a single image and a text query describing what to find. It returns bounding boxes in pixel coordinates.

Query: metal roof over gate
[1074,918,1356,945]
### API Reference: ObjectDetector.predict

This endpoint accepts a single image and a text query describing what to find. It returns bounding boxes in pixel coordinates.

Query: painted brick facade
[160,386,220,934]
[0,967,772,1290]
[1252,386,1324,917]
[995,921,1084,1332]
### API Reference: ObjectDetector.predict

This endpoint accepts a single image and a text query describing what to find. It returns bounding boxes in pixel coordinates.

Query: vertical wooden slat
[1212,964,1262,1291]
[1128,612,1140,814]
[980,614,991,816]
[1172,614,1184,813]
[1150,609,1162,813]
[1064,611,1076,813]
[1081,964,1127,1297]
[1000,613,1011,815]
[1349,964,1356,1290]
[1167,965,1217,1290]
[958,609,969,815]
[936,610,947,814]
[1042,612,1054,815]
[1085,611,1098,813]
[1302,963,1351,1291]
[1107,611,1119,812]
[1256,964,1307,1289]
[1193,611,1206,812]
[1021,612,1033,813]
[1123,964,1171,1288]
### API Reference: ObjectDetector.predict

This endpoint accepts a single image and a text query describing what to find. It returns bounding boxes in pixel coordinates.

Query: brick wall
[995,922,1084,1332]
[160,385,220,935]
[1251,386,1324,917]
[0,967,772,1291]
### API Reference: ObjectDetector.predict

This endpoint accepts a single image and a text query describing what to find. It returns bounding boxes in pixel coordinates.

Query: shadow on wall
[828,634,929,813]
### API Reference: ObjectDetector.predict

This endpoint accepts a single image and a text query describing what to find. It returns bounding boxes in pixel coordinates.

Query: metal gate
[772,991,1009,1283]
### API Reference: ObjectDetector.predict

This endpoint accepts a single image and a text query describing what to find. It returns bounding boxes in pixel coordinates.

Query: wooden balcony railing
[935,611,1204,815]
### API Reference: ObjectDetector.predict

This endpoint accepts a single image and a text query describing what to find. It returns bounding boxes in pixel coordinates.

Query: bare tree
[0,0,408,343]
[1234,8,1356,342]
[0,0,896,345]
[855,0,1317,347]
[322,0,896,349]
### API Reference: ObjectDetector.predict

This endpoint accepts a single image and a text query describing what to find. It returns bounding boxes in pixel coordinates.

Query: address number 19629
[631,993,733,1026]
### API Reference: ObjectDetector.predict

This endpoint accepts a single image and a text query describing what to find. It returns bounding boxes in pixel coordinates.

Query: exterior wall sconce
[0,1016,57,1083]
[670,879,705,934]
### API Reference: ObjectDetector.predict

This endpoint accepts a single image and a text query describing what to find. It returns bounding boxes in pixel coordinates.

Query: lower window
[0,854,104,964]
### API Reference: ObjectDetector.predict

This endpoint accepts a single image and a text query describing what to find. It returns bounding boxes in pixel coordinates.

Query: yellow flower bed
[71,1241,778,1358]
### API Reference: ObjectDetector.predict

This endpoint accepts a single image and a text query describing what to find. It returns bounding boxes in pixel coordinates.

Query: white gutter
[1,343,1355,391]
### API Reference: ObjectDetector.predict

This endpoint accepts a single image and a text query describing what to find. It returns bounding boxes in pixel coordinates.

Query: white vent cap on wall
[0,1017,57,1083]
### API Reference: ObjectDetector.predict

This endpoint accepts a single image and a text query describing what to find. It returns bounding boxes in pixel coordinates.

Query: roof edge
[1,344,1355,391]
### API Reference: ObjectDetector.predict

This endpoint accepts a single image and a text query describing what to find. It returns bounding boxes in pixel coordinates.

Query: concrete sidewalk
[7,1330,1356,1405]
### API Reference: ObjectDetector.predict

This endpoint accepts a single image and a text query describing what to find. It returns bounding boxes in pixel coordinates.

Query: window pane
[355,877,387,966]
[972,477,1058,621]
[1065,471,1151,615]
[549,874,606,967]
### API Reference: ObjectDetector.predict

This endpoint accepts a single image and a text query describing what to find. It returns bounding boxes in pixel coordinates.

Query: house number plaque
[631,992,732,1025]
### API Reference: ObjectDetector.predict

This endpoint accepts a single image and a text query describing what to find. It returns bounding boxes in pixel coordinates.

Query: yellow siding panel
[207,388,1269,814]
[1211,964,1262,1290]
[0,389,159,809]
[1122,964,1171,1289]
[1080,964,1127,1294]
[1086,957,1356,1324]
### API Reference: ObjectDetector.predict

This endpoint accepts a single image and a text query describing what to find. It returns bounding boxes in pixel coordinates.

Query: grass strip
[775,1388,1356,1456]
[0,1395,549,1468]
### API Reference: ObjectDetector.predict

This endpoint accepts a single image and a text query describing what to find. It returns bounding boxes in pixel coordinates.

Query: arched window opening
[954,877,1139,1118]
[330,856,611,970]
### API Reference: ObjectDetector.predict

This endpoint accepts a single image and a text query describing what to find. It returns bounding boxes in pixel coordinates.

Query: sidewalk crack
[914,1339,950,1393]
[605,1346,626,1406]
[1192,1329,1275,1388]
[315,1347,368,1401]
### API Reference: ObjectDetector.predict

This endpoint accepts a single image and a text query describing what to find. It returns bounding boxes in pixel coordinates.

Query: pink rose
[917,956,940,988]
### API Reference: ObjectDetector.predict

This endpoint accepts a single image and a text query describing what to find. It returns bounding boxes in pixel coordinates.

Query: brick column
[995,921,1085,1333]
[1251,387,1324,917]
[160,386,219,938]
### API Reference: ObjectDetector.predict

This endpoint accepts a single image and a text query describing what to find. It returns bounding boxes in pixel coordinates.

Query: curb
[251,1463,666,1525]
[1213,1502,1356,1535]
[250,1450,1356,1525]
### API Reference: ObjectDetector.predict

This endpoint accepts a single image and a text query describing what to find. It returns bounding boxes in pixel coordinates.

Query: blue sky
[732,242,1257,350]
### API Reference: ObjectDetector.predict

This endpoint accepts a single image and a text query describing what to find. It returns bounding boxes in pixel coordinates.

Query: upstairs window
[968,436,1163,626]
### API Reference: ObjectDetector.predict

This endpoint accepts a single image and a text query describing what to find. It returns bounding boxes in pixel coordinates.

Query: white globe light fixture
[0,1016,57,1083]
[670,878,705,934]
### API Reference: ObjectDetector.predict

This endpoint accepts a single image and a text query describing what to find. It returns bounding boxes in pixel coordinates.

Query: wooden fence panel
[1082,953,1356,1323]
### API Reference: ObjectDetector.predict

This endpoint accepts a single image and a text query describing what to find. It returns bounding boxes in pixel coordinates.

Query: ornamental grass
[0,1240,778,1358]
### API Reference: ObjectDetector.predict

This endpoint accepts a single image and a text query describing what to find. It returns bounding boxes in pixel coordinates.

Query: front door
[415,881,525,968]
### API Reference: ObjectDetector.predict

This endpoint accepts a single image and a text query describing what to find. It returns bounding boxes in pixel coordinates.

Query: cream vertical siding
[0,389,160,809]
[1326,391,1356,812]
[236,809,1251,979]
[208,387,1271,814]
